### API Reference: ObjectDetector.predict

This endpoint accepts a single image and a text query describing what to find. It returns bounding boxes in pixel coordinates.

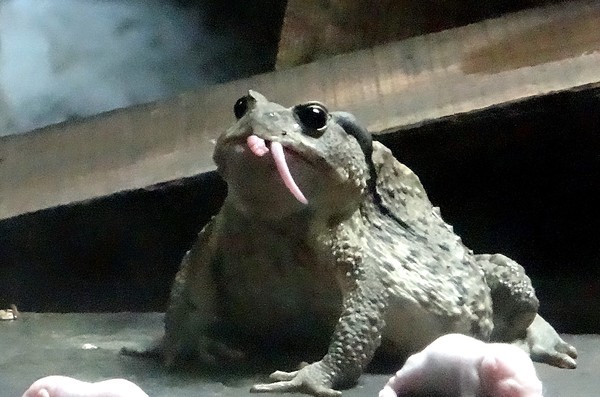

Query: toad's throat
[246,135,308,205]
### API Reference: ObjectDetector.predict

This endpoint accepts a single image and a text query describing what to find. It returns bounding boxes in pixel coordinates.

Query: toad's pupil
[234,96,249,119]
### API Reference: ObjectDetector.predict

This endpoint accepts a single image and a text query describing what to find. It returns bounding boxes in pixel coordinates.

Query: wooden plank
[1,0,600,220]
[275,0,560,68]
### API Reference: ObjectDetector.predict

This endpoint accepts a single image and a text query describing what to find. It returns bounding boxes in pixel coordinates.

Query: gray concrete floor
[1,313,597,396]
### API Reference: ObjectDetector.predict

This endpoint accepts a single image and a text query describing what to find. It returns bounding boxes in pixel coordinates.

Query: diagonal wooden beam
[1,0,600,220]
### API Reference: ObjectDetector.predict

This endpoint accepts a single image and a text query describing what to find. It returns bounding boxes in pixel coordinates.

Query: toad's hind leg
[476,254,577,369]
[475,253,539,342]
[516,314,578,369]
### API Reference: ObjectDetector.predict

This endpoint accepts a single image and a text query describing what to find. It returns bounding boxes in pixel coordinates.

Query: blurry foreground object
[21,375,149,397]
[380,333,544,397]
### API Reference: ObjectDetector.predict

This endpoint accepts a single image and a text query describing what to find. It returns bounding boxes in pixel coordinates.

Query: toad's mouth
[246,135,308,205]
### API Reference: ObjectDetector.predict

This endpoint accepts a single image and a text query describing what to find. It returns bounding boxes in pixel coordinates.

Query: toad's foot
[250,362,342,397]
[522,314,577,369]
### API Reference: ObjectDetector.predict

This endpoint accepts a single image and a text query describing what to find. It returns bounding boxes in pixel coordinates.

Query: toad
[125,91,576,396]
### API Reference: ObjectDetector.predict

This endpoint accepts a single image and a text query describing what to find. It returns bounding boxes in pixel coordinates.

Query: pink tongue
[246,135,308,204]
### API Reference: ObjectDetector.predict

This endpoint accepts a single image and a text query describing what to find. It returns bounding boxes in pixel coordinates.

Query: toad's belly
[215,248,343,345]
[381,299,466,357]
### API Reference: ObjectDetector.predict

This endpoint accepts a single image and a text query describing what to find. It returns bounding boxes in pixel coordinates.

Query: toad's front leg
[251,243,387,396]
[251,285,387,396]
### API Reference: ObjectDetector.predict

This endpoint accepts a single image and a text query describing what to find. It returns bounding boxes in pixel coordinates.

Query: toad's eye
[234,96,249,119]
[294,102,329,136]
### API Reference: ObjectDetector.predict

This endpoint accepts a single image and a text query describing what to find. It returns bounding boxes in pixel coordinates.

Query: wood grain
[1,0,600,220]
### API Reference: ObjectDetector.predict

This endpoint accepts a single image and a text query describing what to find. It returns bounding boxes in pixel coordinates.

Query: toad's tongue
[246,135,308,204]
